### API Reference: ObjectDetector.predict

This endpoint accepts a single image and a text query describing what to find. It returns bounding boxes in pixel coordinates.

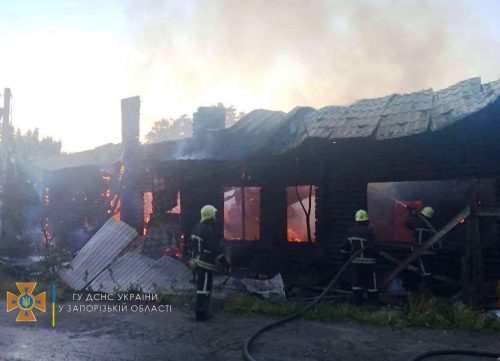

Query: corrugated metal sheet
[133,256,193,294]
[58,218,138,290]
[90,254,193,294]
[90,253,154,293]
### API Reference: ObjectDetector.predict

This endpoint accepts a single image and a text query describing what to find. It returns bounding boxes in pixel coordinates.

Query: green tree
[146,114,193,143]
[145,105,246,144]
[1,127,62,254]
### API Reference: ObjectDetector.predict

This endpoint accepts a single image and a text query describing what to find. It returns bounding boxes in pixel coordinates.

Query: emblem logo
[6,282,46,322]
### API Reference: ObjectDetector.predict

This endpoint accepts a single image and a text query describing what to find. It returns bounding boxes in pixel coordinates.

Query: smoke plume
[126,0,500,118]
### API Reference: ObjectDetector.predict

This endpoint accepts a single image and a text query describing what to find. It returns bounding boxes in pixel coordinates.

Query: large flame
[101,168,121,220]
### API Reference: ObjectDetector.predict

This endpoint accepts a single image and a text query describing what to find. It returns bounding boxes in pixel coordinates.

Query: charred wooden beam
[380,205,471,290]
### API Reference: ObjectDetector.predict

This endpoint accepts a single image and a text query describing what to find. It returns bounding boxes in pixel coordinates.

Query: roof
[149,77,500,160]
[277,77,500,153]
[36,77,500,169]
[143,109,288,161]
[33,143,122,171]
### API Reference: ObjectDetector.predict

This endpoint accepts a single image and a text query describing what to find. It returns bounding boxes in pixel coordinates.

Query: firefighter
[190,204,226,321]
[342,209,380,305]
[405,206,435,285]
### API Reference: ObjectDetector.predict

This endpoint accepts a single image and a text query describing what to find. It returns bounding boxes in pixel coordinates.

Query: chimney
[192,106,225,138]
[121,96,140,149]
[120,96,143,232]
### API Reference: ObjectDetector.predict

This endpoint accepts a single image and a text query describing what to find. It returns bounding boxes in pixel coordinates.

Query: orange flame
[287,227,308,243]
[143,192,153,235]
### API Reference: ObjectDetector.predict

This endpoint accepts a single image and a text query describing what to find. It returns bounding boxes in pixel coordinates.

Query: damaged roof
[278,77,500,153]
[143,109,288,161]
[33,143,122,171]
[148,76,500,160]
[36,77,500,169]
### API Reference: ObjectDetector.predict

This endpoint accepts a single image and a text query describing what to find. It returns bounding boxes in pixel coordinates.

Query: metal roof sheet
[213,109,288,159]
[58,218,138,290]
[90,253,193,294]
[278,77,500,150]
[430,77,500,131]
[90,253,154,293]
[133,256,193,294]
[268,107,316,153]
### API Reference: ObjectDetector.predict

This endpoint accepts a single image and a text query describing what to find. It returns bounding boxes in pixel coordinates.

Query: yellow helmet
[421,206,434,219]
[355,209,369,222]
[201,205,217,221]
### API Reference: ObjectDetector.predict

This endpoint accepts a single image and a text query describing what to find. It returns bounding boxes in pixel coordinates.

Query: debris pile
[58,218,194,294]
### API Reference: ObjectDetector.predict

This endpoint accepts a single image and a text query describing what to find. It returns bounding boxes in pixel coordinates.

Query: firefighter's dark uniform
[405,212,435,281]
[190,218,222,321]
[342,223,380,304]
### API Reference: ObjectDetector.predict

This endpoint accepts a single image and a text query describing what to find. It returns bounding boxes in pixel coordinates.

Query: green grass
[221,294,500,332]
[1,264,497,332]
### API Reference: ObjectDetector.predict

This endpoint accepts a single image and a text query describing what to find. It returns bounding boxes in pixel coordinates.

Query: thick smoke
[126,0,500,117]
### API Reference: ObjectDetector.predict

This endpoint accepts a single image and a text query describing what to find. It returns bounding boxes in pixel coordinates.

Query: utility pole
[0,88,11,241]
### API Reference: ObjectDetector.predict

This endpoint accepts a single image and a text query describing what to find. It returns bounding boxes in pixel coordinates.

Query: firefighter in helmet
[342,210,380,304]
[190,205,227,321]
[405,206,436,285]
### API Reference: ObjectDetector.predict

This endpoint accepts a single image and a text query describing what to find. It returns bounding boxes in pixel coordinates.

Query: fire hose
[241,248,500,361]
[411,350,500,360]
[242,249,363,361]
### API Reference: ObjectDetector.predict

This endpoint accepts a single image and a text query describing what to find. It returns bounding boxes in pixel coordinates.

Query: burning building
[35,77,500,306]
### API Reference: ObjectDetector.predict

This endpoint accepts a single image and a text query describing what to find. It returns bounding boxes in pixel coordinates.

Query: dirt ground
[0,300,499,361]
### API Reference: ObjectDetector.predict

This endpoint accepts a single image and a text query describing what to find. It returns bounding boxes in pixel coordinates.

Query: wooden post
[241,186,246,240]
[462,195,483,306]
[380,205,471,289]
